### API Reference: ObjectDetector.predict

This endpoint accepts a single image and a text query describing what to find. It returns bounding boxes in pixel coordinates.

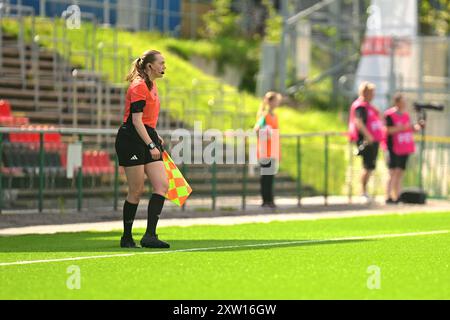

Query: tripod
[416,109,426,190]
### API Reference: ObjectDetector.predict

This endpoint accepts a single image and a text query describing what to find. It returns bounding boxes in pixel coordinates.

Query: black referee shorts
[387,150,409,170]
[356,142,379,170]
[115,125,163,167]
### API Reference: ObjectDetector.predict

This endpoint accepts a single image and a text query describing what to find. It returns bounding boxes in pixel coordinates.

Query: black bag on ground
[399,187,427,204]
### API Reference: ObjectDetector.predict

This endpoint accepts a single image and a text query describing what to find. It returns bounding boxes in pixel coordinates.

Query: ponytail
[126,50,161,91]
[256,101,269,120]
[257,91,281,120]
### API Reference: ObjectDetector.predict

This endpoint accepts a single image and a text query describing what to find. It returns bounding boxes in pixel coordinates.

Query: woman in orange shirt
[254,91,282,208]
[115,50,169,248]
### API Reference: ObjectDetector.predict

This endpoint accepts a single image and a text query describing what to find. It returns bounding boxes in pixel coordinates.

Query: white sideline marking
[0,230,448,267]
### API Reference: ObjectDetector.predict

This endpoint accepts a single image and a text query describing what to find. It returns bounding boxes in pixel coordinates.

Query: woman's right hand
[150,147,161,160]
[365,134,374,144]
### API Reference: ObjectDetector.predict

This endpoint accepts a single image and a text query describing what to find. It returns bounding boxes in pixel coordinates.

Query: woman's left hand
[414,121,425,131]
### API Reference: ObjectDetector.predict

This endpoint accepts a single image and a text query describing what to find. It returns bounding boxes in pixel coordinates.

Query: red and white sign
[361,36,412,56]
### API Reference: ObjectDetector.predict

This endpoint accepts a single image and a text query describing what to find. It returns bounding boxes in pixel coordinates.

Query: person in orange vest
[254,91,282,208]
[348,82,384,203]
[383,93,424,204]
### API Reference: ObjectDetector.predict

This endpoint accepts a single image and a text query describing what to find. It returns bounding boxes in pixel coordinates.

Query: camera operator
[384,93,425,204]
[348,82,384,203]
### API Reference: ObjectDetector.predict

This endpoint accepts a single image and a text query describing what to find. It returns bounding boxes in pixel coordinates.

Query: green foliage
[312,24,337,38]
[420,0,450,36]
[200,0,241,39]
[166,36,259,93]
[262,0,283,43]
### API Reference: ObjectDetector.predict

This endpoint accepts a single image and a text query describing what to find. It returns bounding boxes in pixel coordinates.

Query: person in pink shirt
[348,82,384,203]
[384,93,424,204]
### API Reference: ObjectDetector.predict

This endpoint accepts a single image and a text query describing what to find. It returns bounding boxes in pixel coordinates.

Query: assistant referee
[115,50,169,248]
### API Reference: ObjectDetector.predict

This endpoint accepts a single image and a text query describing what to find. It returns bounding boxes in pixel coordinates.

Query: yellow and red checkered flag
[162,151,192,206]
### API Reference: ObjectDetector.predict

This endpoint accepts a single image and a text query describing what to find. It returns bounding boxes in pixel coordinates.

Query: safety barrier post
[296,136,302,207]
[439,142,447,199]
[0,133,3,213]
[418,131,425,190]
[211,139,217,211]
[324,134,329,206]
[77,134,83,212]
[348,142,353,204]
[242,136,248,210]
[38,132,45,212]
[114,154,119,211]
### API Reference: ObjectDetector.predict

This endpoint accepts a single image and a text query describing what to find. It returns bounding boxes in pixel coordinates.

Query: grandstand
[0,10,300,211]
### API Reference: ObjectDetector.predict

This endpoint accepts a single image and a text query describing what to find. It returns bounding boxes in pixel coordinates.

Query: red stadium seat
[12,117,29,126]
[0,116,14,127]
[82,150,97,175]
[105,153,114,174]
[0,100,12,117]
[0,100,29,127]
[97,152,105,175]
[81,150,114,176]
[82,151,90,175]
[44,132,61,143]
[8,131,19,143]
[23,125,39,145]
[59,145,67,169]
[92,151,102,175]
[9,126,29,143]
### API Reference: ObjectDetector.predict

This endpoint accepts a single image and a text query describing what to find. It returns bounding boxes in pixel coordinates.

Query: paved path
[1,196,449,236]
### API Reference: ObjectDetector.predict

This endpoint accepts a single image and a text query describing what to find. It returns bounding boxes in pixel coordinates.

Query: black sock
[260,176,266,203]
[267,174,274,203]
[261,175,269,204]
[146,193,165,236]
[123,200,138,238]
[262,174,274,204]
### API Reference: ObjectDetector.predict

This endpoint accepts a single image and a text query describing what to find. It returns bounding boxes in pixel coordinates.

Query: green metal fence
[0,127,448,214]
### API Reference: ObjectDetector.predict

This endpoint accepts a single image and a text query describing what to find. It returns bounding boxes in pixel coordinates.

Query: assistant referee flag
[162,151,192,206]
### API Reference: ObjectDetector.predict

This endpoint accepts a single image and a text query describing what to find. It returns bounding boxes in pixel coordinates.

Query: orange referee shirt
[257,113,280,160]
[123,78,160,128]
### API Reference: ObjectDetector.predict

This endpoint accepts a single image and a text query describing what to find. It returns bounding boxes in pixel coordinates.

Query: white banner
[354,0,418,110]
[67,143,82,179]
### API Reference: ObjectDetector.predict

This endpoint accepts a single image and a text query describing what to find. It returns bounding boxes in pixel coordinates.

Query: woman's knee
[128,185,145,201]
[153,179,169,195]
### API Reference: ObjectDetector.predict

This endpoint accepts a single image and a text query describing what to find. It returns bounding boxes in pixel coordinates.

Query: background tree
[419,0,450,36]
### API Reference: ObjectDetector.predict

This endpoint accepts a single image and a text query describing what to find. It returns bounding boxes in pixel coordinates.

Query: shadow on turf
[0,231,373,253]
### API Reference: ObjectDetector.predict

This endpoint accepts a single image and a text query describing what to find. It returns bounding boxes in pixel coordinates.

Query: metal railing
[0,6,134,129]
[1,5,130,79]
[0,2,36,87]
[0,127,448,214]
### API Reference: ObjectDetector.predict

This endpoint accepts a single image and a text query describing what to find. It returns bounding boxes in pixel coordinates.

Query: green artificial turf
[1,211,449,299]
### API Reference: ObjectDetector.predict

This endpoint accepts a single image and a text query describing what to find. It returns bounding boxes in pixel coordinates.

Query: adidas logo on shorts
[130,155,138,160]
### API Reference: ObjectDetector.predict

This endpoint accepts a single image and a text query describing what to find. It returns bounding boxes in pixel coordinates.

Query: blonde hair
[126,50,161,91]
[257,91,282,119]
[358,81,376,97]
[393,92,404,104]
